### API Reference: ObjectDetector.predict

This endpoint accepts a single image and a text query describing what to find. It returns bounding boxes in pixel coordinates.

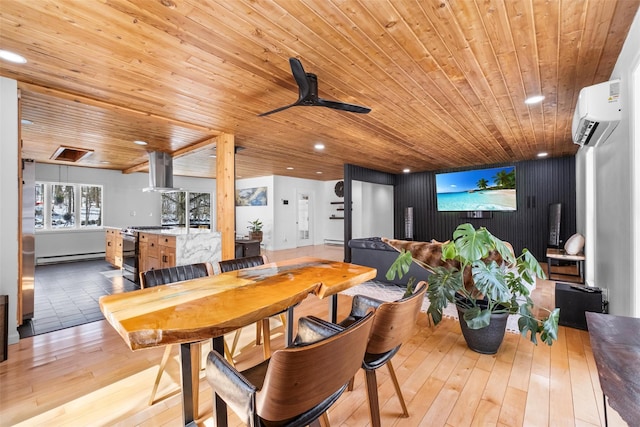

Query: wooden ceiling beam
[18,82,220,134]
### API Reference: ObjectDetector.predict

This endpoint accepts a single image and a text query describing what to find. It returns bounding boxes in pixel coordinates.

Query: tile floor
[18,259,139,338]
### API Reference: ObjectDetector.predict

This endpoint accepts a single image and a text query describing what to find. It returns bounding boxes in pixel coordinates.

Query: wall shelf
[330,201,344,219]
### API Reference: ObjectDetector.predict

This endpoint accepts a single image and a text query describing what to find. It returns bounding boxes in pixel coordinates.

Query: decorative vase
[456,302,509,354]
[249,231,263,242]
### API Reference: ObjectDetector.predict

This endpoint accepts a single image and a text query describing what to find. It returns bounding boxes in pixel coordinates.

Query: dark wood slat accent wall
[345,157,575,261]
[393,157,576,259]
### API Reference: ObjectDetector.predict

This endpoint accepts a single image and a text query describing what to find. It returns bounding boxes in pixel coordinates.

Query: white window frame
[35,181,104,231]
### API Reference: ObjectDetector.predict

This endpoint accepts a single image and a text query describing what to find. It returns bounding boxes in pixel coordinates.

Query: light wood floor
[0,245,625,426]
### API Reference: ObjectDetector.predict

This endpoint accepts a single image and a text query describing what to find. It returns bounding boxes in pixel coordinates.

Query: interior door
[296,192,312,247]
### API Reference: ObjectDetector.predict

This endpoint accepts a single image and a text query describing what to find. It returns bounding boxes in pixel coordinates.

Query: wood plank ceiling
[1,0,638,180]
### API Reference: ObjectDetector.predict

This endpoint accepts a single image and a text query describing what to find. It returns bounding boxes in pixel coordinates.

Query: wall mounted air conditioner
[572,79,621,148]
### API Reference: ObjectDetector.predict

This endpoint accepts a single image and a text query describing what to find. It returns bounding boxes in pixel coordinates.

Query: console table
[546,248,585,283]
[586,312,640,426]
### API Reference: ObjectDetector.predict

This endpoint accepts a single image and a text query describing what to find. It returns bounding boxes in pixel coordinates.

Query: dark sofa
[348,237,430,286]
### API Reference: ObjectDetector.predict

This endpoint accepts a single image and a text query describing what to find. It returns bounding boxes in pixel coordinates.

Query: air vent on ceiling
[50,146,93,162]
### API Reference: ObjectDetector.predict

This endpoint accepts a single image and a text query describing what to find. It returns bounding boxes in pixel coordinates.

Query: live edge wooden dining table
[99,257,376,426]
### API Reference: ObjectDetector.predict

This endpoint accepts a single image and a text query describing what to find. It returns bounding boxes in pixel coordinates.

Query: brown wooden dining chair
[206,312,375,427]
[218,255,285,359]
[310,281,427,427]
[139,262,234,406]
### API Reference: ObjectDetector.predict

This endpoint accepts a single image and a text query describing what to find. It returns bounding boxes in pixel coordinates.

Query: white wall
[235,176,344,250]
[324,179,345,244]
[273,176,327,249]
[576,9,640,316]
[236,176,275,249]
[0,77,20,344]
[352,180,394,239]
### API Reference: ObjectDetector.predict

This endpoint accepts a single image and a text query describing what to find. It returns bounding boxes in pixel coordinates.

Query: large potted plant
[387,223,559,353]
[247,219,263,242]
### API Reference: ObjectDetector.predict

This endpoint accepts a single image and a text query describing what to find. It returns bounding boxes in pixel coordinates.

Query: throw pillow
[564,233,585,255]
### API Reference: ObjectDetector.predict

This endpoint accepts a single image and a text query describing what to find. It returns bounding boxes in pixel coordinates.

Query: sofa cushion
[348,237,396,252]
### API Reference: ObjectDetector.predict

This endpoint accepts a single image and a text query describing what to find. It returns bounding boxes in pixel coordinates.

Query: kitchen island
[137,228,222,274]
[106,227,223,281]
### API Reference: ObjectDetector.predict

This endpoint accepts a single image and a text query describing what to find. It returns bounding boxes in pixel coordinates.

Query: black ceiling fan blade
[289,57,310,99]
[257,102,299,117]
[315,98,371,114]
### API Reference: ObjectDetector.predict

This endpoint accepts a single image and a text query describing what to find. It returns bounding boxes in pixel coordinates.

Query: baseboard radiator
[323,239,344,246]
[36,252,105,265]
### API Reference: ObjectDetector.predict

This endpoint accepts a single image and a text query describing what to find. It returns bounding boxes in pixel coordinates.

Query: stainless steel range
[120,226,172,283]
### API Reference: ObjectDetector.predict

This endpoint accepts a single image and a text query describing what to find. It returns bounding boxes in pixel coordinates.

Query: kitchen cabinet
[139,233,159,272]
[139,233,176,272]
[158,235,176,268]
[136,229,222,276]
[105,228,123,267]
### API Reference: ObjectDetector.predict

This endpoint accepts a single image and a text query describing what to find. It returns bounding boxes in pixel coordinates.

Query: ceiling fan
[258,57,371,117]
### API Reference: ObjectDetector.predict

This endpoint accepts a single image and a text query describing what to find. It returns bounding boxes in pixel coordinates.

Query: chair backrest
[366,281,427,355]
[218,255,267,273]
[139,262,214,288]
[256,312,374,423]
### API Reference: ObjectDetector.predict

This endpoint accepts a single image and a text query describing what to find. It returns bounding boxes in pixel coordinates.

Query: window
[162,191,211,228]
[36,182,103,230]
[51,184,75,228]
[80,185,103,226]
[189,192,211,227]
[35,183,44,229]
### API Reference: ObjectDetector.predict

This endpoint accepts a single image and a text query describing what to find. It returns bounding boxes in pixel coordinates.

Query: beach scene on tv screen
[436,166,516,211]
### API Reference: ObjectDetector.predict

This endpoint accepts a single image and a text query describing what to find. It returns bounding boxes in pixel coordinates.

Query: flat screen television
[435,166,516,212]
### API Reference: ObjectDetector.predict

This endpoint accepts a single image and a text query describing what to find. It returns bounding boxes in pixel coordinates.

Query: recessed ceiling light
[286,167,294,170]
[316,171,323,174]
[403,168,411,173]
[209,154,217,158]
[0,50,27,64]
[100,161,111,164]
[525,95,545,104]
[133,140,148,146]
[314,143,325,150]
[21,118,33,125]
[537,152,549,157]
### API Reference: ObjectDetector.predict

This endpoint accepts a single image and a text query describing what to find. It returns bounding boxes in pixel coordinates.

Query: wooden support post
[216,133,235,260]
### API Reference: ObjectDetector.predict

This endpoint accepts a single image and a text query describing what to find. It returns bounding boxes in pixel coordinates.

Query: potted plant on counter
[386,223,559,354]
[247,219,263,242]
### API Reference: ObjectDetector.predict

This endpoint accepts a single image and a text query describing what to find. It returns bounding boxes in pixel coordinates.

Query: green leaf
[493,238,516,265]
[403,277,416,298]
[521,249,546,280]
[471,261,510,302]
[518,315,541,345]
[464,307,491,329]
[385,250,413,281]
[452,223,493,262]
[540,308,560,345]
[426,266,462,325]
[441,240,457,261]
